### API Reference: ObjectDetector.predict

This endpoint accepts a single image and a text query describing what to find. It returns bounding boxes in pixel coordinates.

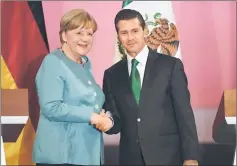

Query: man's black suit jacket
[103,48,199,165]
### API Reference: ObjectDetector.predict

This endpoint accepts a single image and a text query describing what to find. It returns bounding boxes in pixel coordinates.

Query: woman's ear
[62,31,67,43]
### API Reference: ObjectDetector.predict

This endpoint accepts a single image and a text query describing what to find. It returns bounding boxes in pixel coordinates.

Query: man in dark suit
[96,9,199,165]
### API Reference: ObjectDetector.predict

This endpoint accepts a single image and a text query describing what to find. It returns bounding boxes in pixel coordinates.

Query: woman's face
[62,26,94,56]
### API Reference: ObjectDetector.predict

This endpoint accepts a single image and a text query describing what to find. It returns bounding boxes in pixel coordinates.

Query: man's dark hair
[114,9,146,32]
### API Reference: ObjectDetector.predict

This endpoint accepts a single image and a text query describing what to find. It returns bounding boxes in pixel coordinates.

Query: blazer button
[94,92,97,96]
[136,139,139,143]
[88,80,92,85]
[95,104,99,109]
[137,118,141,122]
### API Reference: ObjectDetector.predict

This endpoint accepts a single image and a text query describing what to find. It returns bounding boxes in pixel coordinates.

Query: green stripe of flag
[122,0,133,8]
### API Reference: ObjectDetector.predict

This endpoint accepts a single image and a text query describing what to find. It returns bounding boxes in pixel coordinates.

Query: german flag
[1,1,49,165]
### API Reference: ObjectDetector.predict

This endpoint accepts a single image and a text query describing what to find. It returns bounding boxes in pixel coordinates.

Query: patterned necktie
[131,59,141,104]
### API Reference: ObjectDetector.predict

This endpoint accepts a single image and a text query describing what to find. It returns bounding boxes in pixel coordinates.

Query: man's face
[117,18,146,57]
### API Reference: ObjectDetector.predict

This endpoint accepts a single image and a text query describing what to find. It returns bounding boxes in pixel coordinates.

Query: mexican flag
[113,0,181,63]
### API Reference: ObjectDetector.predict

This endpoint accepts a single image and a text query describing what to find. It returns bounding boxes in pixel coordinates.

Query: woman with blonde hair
[32,9,112,166]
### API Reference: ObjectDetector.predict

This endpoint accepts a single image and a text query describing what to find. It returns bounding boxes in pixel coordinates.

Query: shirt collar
[127,45,149,67]
[81,56,88,65]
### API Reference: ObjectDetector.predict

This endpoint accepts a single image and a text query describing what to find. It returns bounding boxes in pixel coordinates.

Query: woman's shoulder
[36,49,65,81]
[42,49,62,65]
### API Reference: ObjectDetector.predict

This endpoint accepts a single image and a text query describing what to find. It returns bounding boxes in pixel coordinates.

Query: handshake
[90,110,113,132]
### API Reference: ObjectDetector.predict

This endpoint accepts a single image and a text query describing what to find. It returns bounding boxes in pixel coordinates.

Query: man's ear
[144,26,149,37]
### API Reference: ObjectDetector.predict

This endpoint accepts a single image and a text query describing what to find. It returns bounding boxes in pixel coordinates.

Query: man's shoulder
[156,52,177,62]
[105,59,125,74]
[150,49,179,67]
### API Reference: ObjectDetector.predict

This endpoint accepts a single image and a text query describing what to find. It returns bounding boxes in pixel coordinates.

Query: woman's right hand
[90,112,102,125]
[90,112,113,132]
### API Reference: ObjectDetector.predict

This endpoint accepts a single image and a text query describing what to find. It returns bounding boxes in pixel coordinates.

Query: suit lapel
[139,49,162,109]
[118,59,138,109]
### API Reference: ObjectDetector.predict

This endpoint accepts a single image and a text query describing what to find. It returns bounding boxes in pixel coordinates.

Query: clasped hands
[90,110,113,132]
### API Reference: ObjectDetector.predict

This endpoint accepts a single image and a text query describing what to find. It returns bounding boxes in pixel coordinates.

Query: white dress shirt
[127,45,149,87]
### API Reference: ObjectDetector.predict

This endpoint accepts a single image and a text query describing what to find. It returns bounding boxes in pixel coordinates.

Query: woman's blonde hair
[59,9,97,44]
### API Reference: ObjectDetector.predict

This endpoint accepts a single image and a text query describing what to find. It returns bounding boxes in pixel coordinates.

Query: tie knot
[132,59,139,69]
